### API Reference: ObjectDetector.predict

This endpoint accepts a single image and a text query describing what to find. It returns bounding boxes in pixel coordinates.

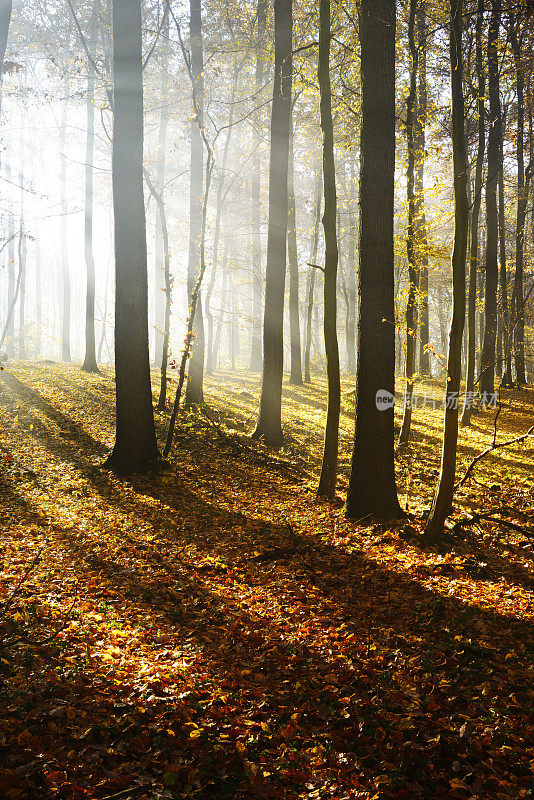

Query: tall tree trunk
[416,3,430,377]
[317,0,340,498]
[399,0,419,447]
[250,0,267,372]
[1,0,12,355]
[104,0,160,474]
[0,0,12,71]
[337,206,351,372]
[253,0,292,446]
[144,172,171,410]
[185,0,205,406]
[346,155,357,375]
[304,165,322,383]
[510,15,528,386]
[438,286,448,352]
[18,177,25,360]
[153,8,169,369]
[287,116,303,385]
[35,237,41,358]
[212,238,229,370]
[479,0,501,400]
[498,160,512,385]
[59,103,71,363]
[424,0,468,541]
[346,0,402,520]
[98,259,111,363]
[82,0,99,373]
[461,0,485,426]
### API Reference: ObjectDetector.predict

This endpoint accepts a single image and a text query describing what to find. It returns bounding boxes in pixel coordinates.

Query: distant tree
[185,0,205,407]
[104,0,160,475]
[287,116,303,386]
[18,130,26,360]
[424,0,468,541]
[5,162,14,356]
[304,165,322,383]
[250,0,267,373]
[0,1,12,74]
[399,0,419,447]
[81,0,99,373]
[153,8,170,372]
[416,3,430,378]
[317,0,340,499]
[206,61,240,375]
[345,0,402,520]
[510,11,529,386]
[253,0,292,446]
[59,100,71,363]
[345,156,357,375]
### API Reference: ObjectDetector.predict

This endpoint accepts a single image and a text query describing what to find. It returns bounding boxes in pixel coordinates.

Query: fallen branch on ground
[455,426,534,491]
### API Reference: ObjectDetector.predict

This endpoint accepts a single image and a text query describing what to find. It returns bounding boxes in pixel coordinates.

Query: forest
[0,0,533,798]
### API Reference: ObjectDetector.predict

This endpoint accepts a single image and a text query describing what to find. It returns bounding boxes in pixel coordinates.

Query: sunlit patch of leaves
[0,362,532,799]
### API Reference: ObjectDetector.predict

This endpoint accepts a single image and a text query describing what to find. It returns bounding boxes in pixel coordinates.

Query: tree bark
[317,0,340,499]
[461,0,485,426]
[479,0,501,399]
[104,0,160,475]
[424,0,468,541]
[253,0,292,446]
[346,0,402,520]
[185,0,205,406]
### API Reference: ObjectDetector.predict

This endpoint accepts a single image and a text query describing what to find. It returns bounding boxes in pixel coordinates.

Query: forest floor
[0,361,533,800]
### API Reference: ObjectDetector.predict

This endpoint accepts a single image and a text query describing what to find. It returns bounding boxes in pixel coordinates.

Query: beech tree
[480,0,502,399]
[399,0,419,447]
[253,0,292,446]
[185,0,205,407]
[510,11,529,386]
[81,0,99,374]
[346,0,402,521]
[104,0,160,475]
[462,0,485,426]
[424,0,468,541]
[0,0,12,72]
[317,0,340,499]
[250,0,267,373]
